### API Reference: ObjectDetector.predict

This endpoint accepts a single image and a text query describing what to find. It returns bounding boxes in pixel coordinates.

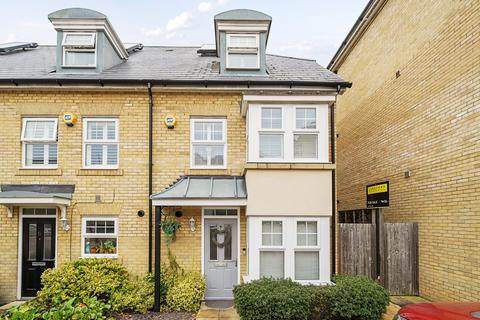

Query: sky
[0,0,368,67]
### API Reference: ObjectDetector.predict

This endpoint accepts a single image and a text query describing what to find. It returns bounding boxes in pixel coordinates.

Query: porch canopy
[151,176,247,206]
[0,184,74,217]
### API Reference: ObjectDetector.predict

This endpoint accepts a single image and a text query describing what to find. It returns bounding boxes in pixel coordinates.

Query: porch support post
[154,205,162,312]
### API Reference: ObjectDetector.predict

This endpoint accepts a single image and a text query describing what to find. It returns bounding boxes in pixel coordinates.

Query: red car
[396,302,480,320]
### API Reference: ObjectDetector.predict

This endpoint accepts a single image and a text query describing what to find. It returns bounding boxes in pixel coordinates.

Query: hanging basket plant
[161,217,182,247]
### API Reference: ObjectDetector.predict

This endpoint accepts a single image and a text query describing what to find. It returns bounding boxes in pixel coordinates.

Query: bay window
[21,118,58,168]
[83,118,119,169]
[249,217,330,284]
[190,118,227,168]
[248,105,329,162]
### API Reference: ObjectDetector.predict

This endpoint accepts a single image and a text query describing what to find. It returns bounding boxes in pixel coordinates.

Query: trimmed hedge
[327,275,389,320]
[233,278,314,320]
[234,275,390,320]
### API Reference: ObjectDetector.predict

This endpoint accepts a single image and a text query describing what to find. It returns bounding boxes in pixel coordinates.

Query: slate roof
[151,176,247,200]
[0,45,349,86]
[0,184,75,199]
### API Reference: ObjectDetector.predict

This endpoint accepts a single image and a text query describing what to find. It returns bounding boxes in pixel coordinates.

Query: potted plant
[160,217,181,247]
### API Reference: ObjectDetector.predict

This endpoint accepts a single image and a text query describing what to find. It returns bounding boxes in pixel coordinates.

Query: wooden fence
[339,222,419,295]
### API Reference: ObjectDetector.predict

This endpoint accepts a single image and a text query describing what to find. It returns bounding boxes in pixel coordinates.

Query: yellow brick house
[329,0,480,301]
[0,8,350,303]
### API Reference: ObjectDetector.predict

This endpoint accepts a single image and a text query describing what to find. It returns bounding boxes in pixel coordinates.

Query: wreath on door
[210,225,232,248]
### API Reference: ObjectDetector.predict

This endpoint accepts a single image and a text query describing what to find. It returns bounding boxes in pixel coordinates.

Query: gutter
[0,78,352,88]
[327,0,388,71]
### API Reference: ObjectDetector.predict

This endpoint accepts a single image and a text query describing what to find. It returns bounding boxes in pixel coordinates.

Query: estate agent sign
[366,181,389,207]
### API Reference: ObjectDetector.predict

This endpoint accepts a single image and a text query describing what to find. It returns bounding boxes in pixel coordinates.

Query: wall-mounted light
[60,206,70,231]
[189,217,196,232]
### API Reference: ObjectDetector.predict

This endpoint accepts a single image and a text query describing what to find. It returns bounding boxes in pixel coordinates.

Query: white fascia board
[152,199,247,206]
[241,95,337,116]
[50,18,128,60]
[0,198,71,206]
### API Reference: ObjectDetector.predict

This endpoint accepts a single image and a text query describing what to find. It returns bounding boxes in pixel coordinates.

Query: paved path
[196,303,239,320]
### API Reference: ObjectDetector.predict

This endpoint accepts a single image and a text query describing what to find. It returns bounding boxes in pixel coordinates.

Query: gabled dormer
[48,8,128,73]
[214,9,272,75]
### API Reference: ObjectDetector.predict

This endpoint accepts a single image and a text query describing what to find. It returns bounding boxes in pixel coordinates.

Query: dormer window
[62,32,96,67]
[226,34,259,69]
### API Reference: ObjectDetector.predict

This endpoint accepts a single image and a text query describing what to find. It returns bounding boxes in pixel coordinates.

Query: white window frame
[226,33,260,70]
[258,107,284,161]
[248,216,330,285]
[258,218,285,279]
[294,219,321,282]
[190,118,227,169]
[82,118,119,169]
[248,104,329,163]
[21,117,58,169]
[81,217,118,258]
[62,32,97,68]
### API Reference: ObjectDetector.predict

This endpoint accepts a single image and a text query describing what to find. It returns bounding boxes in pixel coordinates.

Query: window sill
[16,168,62,176]
[80,255,118,259]
[186,168,231,175]
[244,163,335,170]
[76,169,124,176]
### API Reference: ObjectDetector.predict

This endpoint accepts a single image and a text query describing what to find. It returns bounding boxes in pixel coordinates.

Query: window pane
[228,53,258,69]
[86,144,104,165]
[227,209,238,216]
[296,108,317,129]
[194,121,223,141]
[229,35,257,47]
[65,51,95,66]
[261,108,282,129]
[193,145,208,165]
[297,234,307,246]
[28,224,37,260]
[64,33,94,46]
[295,251,319,280]
[24,120,56,140]
[307,221,317,233]
[294,134,318,159]
[48,144,58,165]
[260,251,284,279]
[259,134,283,158]
[272,221,282,233]
[210,145,224,166]
[107,144,118,165]
[26,144,45,165]
[209,225,218,260]
[44,224,53,260]
[84,238,117,255]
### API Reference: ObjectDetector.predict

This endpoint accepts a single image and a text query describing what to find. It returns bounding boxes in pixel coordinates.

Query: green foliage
[38,258,129,303]
[166,271,206,313]
[160,217,182,247]
[233,278,314,320]
[110,275,154,313]
[37,258,152,315]
[233,276,390,320]
[326,275,390,320]
[1,297,110,320]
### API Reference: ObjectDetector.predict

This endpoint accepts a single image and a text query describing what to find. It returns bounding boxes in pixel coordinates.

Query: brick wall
[335,0,479,301]
[0,90,246,303]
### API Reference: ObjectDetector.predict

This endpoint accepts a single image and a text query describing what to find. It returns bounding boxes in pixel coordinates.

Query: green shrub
[39,258,128,303]
[233,278,314,320]
[326,275,390,320]
[110,275,154,313]
[166,271,206,313]
[1,297,110,320]
[37,258,152,314]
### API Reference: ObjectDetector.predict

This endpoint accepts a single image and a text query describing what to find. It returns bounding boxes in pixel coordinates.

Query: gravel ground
[115,312,195,320]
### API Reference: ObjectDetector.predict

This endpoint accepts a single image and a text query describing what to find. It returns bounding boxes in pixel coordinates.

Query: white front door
[204,219,238,299]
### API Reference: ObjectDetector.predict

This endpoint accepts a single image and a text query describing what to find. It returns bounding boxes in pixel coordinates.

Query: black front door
[22,218,56,297]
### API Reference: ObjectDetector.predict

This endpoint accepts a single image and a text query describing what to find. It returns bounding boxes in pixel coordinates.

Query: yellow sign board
[367,183,388,195]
